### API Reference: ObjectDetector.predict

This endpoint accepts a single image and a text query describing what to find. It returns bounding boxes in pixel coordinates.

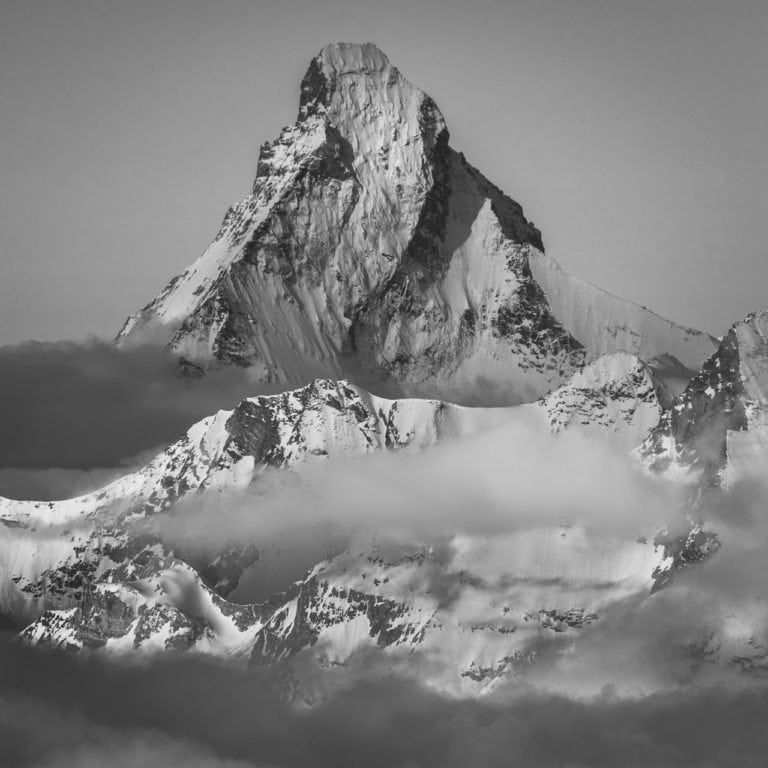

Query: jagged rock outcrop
[537,352,663,447]
[638,310,768,487]
[117,42,715,403]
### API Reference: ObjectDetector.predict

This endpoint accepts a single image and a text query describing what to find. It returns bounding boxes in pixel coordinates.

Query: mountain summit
[117,42,715,402]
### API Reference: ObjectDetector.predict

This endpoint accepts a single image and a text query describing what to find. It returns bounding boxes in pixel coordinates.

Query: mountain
[6,356,712,695]
[0,356,661,628]
[7,42,755,700]
[20,531,676,698]
[116,42,715,404]
[638,310,768,487]
[0,379,506,624]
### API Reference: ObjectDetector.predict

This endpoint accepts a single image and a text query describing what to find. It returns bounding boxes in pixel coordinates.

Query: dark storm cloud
[1,636,768,768]
[0,340,275,483]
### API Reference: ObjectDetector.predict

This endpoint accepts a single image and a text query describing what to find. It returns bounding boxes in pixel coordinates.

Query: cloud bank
[0,340,276,496]
[1,635,767,768]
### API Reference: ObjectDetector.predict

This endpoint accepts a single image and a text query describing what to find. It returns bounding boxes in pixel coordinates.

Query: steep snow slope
[638,310,768,487]
[530,253,715,372]
[117,42,715,403]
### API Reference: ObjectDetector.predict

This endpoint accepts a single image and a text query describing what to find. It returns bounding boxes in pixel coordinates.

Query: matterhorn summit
[117,43,715,403]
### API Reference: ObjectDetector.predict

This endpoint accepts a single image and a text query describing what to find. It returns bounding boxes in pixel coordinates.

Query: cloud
[153,418,682,596]
[0,339,277,480]
[137,415,768,701]
[1,635,768,768]
[175,421,678,538]
[4,343,768,766]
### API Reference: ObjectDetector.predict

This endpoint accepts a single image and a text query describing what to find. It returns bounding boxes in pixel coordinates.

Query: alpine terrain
[3,42,766,699]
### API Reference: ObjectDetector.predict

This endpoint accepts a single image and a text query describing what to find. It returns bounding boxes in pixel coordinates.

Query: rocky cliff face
[538,352,663,448]
[638,311,768,487]
[117,43,715,404]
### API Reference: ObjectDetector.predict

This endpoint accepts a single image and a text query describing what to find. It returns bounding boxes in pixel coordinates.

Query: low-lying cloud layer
[144,419,768,702]
[0,340,275,497]
[159,420,681,549]
[1,635,767,768]
[4,342,768,765]
[150,418,685,606]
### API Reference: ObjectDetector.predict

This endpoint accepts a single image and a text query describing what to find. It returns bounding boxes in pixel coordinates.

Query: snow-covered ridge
[0,379,502,530]
[530,252,716,371]
[0,356,663,534]
[22,522,732,698]
[117,42,715,403]
[0,377,511,624]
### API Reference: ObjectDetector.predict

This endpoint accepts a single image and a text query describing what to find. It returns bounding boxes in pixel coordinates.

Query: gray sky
[0,0,766,344]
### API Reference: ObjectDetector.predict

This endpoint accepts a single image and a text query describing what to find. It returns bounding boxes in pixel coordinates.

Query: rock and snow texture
[0,356,666,623]
[0,379,507,624]
[117,42,715,403]
[2,358,686,690]
[537,352,663,449]
[7,41,750,697]
[0,378,507,531]
[638,310,768,486]
[21,531,674,697]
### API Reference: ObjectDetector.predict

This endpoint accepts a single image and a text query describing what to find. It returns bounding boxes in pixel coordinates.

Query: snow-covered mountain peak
[116,43,715,403]
[297,41,447,192]
[299,42,395,120]
[298,42,444,138]
[638,310,768,485]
